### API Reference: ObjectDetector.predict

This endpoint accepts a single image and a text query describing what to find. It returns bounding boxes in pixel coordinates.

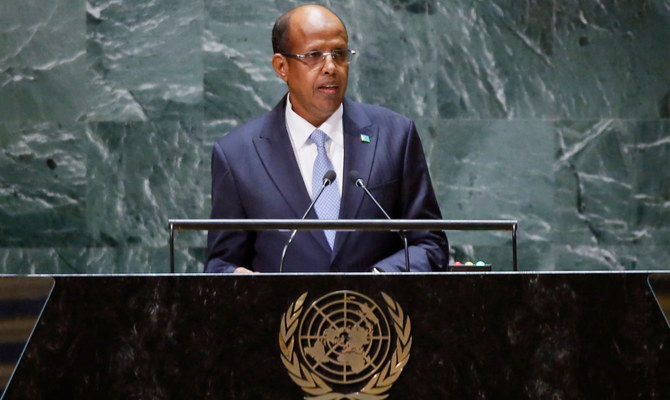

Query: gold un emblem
[279,290,412,399]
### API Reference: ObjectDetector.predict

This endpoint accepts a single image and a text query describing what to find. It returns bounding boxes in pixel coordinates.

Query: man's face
[274,7,349,127]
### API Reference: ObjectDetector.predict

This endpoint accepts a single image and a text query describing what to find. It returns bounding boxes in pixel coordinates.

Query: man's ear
[272,54,288,82]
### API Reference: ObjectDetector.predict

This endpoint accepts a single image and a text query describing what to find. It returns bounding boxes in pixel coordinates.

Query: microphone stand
[353,176,410,273]
[279,171,336,272]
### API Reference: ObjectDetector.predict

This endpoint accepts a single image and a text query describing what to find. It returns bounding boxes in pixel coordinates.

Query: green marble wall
[1,0,669,273]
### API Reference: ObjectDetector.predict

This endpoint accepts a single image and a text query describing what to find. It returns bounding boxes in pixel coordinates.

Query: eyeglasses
[280,49,356,67]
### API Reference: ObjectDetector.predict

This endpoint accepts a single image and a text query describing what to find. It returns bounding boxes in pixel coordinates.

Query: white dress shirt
[284,94,344,196]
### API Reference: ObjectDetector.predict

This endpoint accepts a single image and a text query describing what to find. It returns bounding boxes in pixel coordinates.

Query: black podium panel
[4,272,669,399]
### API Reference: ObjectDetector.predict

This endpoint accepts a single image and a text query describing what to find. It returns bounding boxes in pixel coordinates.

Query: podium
[3,272,669,399]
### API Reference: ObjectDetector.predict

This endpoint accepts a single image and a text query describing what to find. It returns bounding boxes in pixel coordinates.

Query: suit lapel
[332,98,379,257]
[252,96,332,254]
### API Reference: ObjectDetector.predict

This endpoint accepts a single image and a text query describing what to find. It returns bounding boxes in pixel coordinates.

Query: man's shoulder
[216,113,269,144]
[214,102,284,148]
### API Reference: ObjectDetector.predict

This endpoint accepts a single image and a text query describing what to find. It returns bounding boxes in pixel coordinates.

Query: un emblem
[279,291,412,399]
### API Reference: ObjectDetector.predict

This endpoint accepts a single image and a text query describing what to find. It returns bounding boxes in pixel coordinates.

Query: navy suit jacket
[205,96,448,273]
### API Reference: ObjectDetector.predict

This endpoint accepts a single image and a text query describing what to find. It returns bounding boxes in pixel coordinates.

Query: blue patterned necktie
[310,129,340,249]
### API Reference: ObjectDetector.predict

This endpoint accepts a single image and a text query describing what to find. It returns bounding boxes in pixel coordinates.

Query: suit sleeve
[372,120,449,272]
[205,141,255,273]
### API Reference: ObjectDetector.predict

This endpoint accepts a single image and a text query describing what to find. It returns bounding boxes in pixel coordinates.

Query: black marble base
[4,272,669,399]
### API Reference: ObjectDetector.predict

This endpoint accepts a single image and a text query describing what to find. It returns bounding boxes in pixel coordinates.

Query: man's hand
[233,267,257,274]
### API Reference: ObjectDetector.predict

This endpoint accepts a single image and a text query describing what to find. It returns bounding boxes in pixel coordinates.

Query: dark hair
[272,10,294,54]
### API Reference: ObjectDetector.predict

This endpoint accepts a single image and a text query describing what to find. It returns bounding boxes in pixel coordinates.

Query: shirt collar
[285,94,344,148]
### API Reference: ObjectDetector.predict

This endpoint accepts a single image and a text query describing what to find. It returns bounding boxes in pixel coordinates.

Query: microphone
[279,170,337,272]
[348,170,410,272]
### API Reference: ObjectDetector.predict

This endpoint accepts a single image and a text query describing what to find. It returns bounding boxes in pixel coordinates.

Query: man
[205,4,447,273]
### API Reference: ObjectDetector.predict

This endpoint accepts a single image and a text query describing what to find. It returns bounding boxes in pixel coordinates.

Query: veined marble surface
[1,0,669,273]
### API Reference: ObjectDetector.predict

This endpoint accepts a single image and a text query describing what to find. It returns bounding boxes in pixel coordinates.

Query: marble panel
[421,120,554,232]
[633,240,670,270]
[0,245,202,274]
[555,243,637,271]
[555,241,670,271]
[429,0,670,119]
[0,122,89,246]
[203,0,285,122]
[85,120,209,248]
[411,118,555,269]
[0,248,74,274]
[554,120,670,244]
[0,0,87,122]
[85,0,204,121]
[553,119,670,270]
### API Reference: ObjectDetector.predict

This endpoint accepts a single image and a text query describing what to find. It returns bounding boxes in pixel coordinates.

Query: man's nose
[321,53,337,73]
